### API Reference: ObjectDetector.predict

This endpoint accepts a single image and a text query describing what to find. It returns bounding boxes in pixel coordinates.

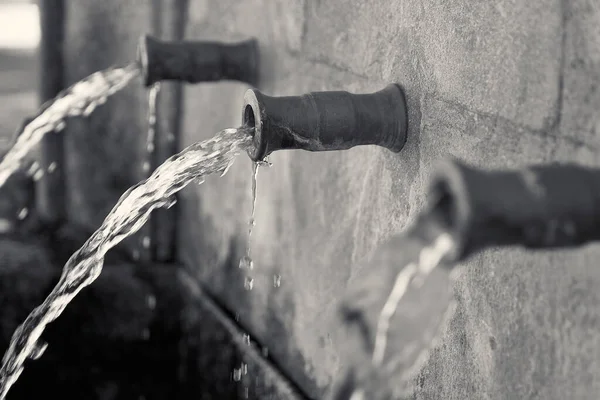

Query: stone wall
[63,0,600,399]
[177,1,600,399]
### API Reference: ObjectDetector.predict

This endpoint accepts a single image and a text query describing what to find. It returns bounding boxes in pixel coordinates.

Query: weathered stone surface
[303,0,562,131]
[177,1,600,398]
[186,0,306,54]
[559,0,600,145]
[55,0,600,398]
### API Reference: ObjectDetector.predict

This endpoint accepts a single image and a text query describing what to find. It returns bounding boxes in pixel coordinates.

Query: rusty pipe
[426,158,600,261]
[241,84,409,162]
[136,34,259,87]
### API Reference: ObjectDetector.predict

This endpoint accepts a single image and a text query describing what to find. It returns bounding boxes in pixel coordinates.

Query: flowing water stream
[138,82,162,259]
[341,214,459,400]
[0,126,254,399]
[0,63,140,189]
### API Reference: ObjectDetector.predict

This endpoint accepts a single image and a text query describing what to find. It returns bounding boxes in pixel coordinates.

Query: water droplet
[83,102,96,117]
[235,313,240,322]
[27,161,39,176]
[165,196,177,209]
[195,177,205,185]
[142,329,150,340]
[0,219,13,233]
[258,158,272,168]
[55,121,66,132]
[142,236,151,249]
[132,249,140,261]
[142,161,151,173]
[239,255,254,270]
[17,208,28,220]
[48,162,57,173]
[219,162,233,177]
[242,333,251,346]
[147,142,155,153]
[244,276,254,291]
[273,274,282,288]
[147,295,156,310]
[30,340,48,360]
[233,367,242,382]
[244,386,249,398]
[262,347,269,357]
[32,168,44,181]
[249,217,256,227]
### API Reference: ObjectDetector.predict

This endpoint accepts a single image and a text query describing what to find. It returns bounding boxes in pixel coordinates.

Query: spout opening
[243,104,256,133]
[242,89,266,162]
[426,158,474,262]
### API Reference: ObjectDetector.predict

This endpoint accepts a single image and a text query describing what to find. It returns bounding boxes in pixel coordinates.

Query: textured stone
[559,0,600,145]
[303,0,562,131]
[56,0,600,398]
[186,0,306,54]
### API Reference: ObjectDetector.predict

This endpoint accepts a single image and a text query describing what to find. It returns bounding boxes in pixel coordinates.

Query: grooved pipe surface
[242,84,409,161]
[427,159,600,261]
[137,35,259,87]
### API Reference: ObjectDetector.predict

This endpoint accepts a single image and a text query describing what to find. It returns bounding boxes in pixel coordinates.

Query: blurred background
[0,0,39,150]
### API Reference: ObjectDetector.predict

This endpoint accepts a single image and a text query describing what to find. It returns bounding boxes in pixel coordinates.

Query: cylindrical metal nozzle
[426,158,600,261]
[242,84,409,162]
[136,34,260,87]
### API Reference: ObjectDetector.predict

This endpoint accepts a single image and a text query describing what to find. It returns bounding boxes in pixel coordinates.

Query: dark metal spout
[242,84,409,162]
[136,34,260,87]
[327,158,600,400]
[426,158,600,261]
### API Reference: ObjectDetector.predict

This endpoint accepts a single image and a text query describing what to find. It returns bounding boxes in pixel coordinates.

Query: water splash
[0,127,254,399]
[0,63,140,189]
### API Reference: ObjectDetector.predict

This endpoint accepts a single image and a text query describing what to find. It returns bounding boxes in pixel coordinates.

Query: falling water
[139,82,161,256]
[345,224,457,400]
[238,157,272,286]
[372,233,455,366]
[0,63,140,189]
[239,162,259,275]
[0,126,254,400]
[145,83,161,155]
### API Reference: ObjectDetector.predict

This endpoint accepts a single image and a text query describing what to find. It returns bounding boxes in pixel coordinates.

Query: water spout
[0,64,140,190]
[330,157,600,399]
[0,127,254,400]
[242,84,409,162]
[136,34,260,87]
